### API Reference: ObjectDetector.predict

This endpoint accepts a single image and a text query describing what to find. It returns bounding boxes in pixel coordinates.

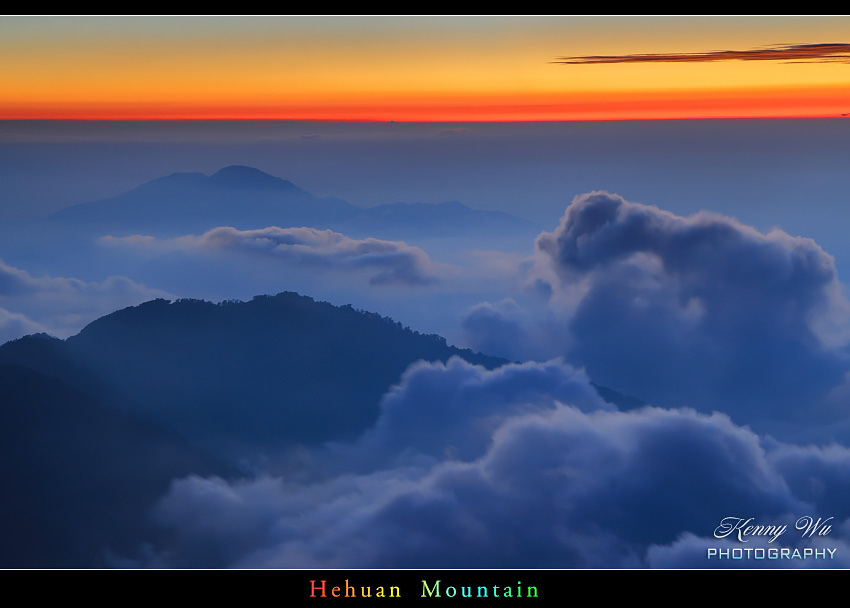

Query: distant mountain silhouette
[207,164,302,191]
[47,165,539,238]
[49,165,357,236]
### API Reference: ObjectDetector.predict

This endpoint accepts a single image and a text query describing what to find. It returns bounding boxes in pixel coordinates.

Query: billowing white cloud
[465,192,850,424]
[461,299,527,361]
[336,356,612,470]
[101,226,443,287]
[460,296,572,363]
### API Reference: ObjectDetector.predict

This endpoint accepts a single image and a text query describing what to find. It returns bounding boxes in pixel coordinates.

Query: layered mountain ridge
[48,165,540,238]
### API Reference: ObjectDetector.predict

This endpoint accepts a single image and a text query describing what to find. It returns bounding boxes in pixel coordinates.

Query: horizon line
[3,116,848,124]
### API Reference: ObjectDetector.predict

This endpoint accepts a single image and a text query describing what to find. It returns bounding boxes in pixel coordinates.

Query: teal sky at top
[3,15,848,44]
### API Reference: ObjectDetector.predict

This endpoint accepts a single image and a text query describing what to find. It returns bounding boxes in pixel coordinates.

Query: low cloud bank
[101,226,443,287]
[134,358,850,569]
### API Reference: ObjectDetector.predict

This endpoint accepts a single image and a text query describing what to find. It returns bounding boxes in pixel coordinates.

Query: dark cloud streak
[553,43,850,65]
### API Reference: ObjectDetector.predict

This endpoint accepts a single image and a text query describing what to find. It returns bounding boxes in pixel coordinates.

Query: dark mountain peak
[208,165,299,192]
[0,332,67,367]
[4,331,61,345]
[72,292,500,365]
[63,292,508,448]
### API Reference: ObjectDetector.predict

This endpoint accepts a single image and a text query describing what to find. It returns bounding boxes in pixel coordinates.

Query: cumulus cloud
[767,442,850,519]
[553,42,850,65]
[338,356,612,470]
[518,191,850,420]
[460,299,527,361]
[460,295,573,363]
[0,259,170,343]
[100,226,442,287]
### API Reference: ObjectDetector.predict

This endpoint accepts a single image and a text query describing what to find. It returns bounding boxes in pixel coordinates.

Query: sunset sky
[3,15,850,121]
[8,16,850,574]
